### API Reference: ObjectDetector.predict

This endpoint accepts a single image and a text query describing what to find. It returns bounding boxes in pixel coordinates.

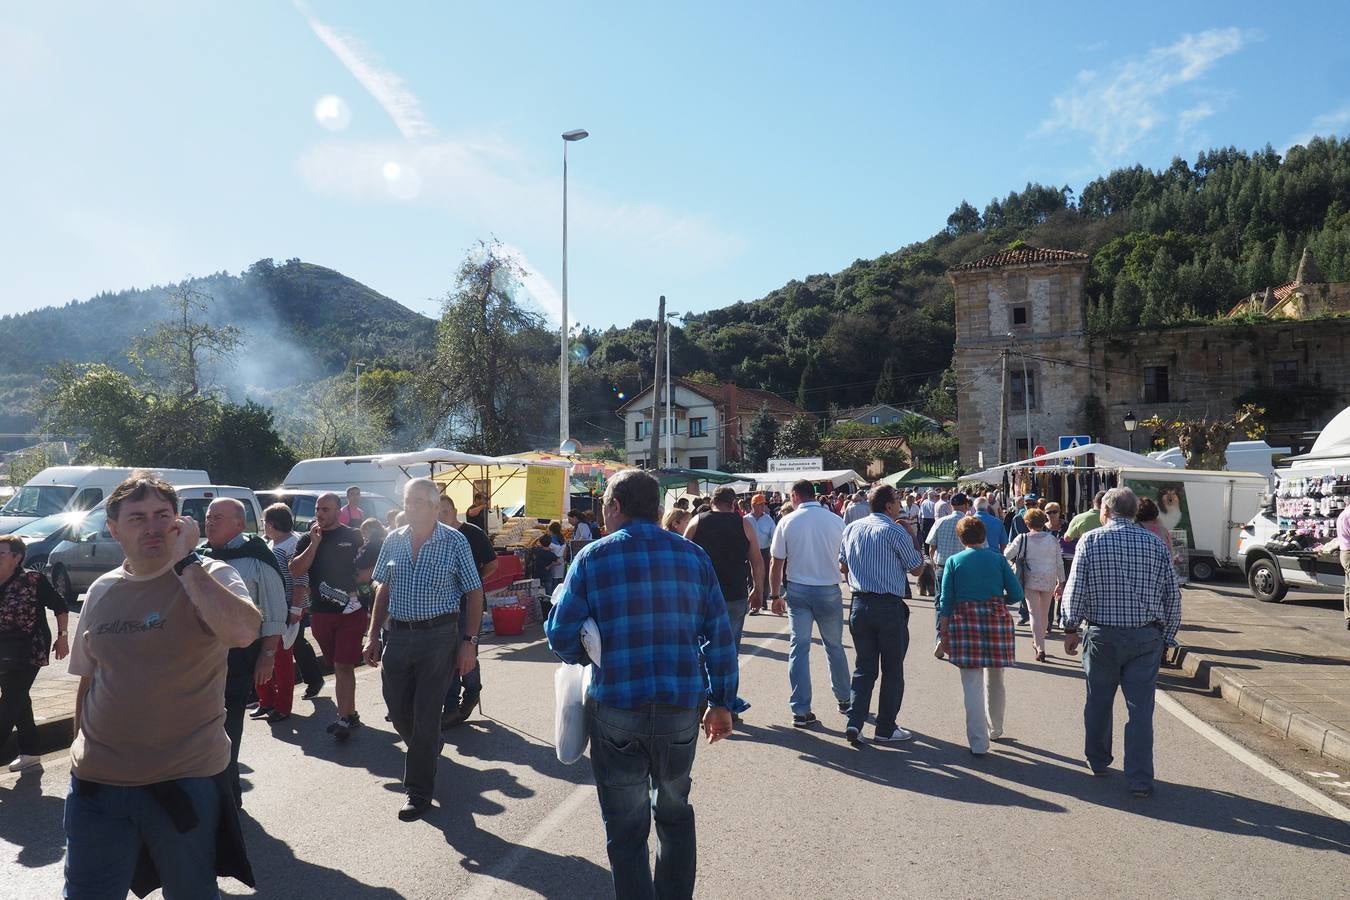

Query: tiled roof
[1224,282,1297,318]
[820,436,911,452]
[948,247,1090,273]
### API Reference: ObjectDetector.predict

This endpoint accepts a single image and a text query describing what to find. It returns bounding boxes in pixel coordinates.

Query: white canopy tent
[960,442,1173,484]
[375,449,572,521]
[739,469,865,492]
[1286,404,1350,466]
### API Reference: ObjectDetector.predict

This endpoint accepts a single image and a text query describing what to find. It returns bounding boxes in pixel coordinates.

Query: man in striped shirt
[547,469,737,900]
[839,485,925,745]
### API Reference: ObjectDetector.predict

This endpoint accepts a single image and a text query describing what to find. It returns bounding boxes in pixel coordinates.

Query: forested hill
[0,258,436,388]
[571,136,1350,423]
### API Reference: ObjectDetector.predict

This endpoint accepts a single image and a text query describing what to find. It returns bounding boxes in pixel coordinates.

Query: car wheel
[1189,557,1217,582]
[52,565,75,605]
[1246,557,1286,603]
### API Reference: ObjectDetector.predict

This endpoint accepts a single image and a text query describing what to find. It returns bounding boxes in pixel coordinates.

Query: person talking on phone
[64,472,262,899]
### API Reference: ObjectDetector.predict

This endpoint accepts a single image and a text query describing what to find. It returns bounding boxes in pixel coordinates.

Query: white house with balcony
[617,379,804,470]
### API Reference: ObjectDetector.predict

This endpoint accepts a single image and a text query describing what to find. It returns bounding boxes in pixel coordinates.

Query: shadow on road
[0,768,65,870]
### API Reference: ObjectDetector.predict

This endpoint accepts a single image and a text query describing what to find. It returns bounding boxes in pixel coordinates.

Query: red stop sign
[1033,444,1048,466]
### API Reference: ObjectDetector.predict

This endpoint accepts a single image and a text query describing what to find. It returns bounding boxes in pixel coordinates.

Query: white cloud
[1285,104,1350,153]
[1040,28,1250,161]
[1177,101,1216,143]
[293,1,436,140]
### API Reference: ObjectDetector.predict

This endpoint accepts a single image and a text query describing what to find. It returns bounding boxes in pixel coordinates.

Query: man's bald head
[205,497,247,547]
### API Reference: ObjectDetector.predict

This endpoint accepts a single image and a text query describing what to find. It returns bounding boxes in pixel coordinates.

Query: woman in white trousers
[1004,508,1066,662]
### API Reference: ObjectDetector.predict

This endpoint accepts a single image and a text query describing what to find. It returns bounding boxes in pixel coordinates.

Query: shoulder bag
[1010,534,1031,586]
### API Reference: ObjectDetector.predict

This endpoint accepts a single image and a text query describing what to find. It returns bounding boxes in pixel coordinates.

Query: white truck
[0,466,210,534]
[279,456,430,502]
[1116,466,1268,581]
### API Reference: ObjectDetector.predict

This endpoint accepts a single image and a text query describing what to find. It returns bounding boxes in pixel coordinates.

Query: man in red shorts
[290,492,364,741]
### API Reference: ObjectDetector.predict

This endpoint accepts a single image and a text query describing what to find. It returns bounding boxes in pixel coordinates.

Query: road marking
[463,616,793,898]
[1155,690,1350,823]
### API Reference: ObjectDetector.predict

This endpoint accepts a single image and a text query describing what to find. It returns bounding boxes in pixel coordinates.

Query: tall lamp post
[665,310,680,468]
[1123,410,1138,453]
[560,128,589,455]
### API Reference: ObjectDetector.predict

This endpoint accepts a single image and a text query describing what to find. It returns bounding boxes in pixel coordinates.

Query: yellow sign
[524,465,566,520]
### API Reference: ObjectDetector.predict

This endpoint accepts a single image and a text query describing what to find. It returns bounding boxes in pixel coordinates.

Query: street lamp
[665,311,680,468]
[1123,409,1138,453]
[560,128,589,455]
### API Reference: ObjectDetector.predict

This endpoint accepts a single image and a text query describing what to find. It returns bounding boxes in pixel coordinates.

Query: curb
[1177,646,1350,766]
[1,713,74,761]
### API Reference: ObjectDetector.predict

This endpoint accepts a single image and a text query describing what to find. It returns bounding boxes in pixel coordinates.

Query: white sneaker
[874,727,913,743]
[8,754,41,772]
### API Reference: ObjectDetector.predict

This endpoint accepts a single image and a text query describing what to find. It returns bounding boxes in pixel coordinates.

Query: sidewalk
[1175,584,1350,765]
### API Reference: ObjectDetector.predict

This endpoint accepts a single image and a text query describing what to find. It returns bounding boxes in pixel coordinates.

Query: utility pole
[648,295,665,468]
[998,349,1009,466]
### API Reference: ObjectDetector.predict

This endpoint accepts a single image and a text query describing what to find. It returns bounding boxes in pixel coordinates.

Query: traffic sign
[1033,444,1048,466]
[1059,434,1092,467]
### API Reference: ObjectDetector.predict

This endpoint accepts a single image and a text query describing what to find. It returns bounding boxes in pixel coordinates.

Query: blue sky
[2,2,1348,330]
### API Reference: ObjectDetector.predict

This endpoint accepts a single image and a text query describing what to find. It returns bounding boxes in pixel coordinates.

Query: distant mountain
[0,258,437,392]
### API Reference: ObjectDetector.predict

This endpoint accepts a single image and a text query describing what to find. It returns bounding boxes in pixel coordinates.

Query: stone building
[948,247,1350,469]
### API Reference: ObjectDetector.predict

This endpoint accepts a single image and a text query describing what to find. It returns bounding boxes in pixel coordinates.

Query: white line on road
[463,616,793,898]
[1155,690,1350,824]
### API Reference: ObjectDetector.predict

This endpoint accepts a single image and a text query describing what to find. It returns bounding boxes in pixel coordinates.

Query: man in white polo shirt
[769,479,849,728]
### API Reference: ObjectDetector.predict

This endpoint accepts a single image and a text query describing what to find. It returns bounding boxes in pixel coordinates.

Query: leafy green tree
[128,285,242,399]
[743,404,779,470]
[773,414,821,459]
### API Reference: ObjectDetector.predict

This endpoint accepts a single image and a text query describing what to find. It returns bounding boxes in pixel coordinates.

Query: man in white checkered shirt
[1061,486,1181,800]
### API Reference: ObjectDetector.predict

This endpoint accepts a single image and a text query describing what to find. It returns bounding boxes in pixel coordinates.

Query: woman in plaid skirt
[936,516,1025,755]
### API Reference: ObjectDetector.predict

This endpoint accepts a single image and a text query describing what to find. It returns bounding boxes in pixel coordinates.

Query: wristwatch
[463,634,479,646]
[173,552,203,576]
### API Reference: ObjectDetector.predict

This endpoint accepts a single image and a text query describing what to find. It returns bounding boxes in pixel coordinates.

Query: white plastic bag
[554,662,592,764]
[281,620,300,651]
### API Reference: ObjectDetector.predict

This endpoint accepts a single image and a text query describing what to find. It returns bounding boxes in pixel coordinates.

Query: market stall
[879,467,957,490]
[959,443,1170,513]
[735,468,864,493]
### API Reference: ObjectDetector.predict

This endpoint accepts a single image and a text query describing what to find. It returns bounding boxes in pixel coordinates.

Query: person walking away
[546,469,738,900]
[745,494,776,616]
[64,472,260,898]
[838,486,924,745]
[260,503,303,723]
[337,486,365,527]
[935,516,1023,756]
[0,534,68,772]
[686,485,764,717]
[199,498,288,807]
[1061,487,1181,798]
[363,478,485,821]
[663,508,691,534]
[973,496,1008,553]
[926,492,983,656]
[290,492,365,741]
[439,494,497,729]
[1003,509,1065,661]
[918,491,938,548]
[1337,503,1350,630]
[1064,491,1108,549]
[934,491,953,520]
[769,479,849,727]
[843,490,870,525]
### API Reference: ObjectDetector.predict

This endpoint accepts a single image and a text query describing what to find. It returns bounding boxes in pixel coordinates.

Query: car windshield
[13,511,86,539]
[1,486,76,518]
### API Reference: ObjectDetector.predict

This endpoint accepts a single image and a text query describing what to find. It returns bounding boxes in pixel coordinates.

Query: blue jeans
[785,581,851,716]
[64,775,221,899]
[848,594,910,734]
[588,701,701,900]
[1082,624,1164,789]
[724,599,750,714]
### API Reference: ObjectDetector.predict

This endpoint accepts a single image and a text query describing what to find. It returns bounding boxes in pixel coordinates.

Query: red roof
[948,247,1090,273]
[1224,282,1298,317]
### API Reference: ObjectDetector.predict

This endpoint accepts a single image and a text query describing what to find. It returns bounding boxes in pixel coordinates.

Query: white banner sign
[767,457,824,472]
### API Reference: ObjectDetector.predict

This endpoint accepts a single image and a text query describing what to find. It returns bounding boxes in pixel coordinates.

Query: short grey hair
[605,469,660,521]
[403,477,441,507]
[1101,487,1139,521]
[974,496,989,511]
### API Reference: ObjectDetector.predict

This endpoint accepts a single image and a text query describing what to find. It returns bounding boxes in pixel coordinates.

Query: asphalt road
[3,596,1349,899]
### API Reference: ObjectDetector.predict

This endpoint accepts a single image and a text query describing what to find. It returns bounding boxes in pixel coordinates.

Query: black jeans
[382,617,457,801]
[847,594,910,735]
[224,641,261,806]
[443,613,482,713]
[292,617,324,691]
[0,664,40,755]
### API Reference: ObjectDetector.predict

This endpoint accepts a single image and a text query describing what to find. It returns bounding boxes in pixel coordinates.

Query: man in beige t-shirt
[65,473,262,899]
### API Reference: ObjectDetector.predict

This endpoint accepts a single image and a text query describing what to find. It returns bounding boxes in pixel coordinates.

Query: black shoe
[302,683,323,700]
[792,713,817,728]
[1017,617,1030,626]
[845,725,861,745]
[348,711,362,729]
[245,700,260,711]
[265,710,290,723]
[397,797,431,821]
[440,710,465,731]
[837,701,850,714]
[330,717,352,741]
[458,693,480,722]
[249,706,274,719]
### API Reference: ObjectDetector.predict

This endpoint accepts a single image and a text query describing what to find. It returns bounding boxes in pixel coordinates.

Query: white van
[280,456,429,503]
[45,485,261,602]
[0,466,209,534]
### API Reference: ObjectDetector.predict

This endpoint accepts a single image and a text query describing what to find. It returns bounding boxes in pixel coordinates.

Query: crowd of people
[0,467,1182,899]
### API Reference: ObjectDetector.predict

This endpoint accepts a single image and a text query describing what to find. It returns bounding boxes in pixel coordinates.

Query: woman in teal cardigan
[936,516,1024,756]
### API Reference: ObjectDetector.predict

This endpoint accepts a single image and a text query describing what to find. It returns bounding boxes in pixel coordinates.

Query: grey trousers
[381,617,458,802]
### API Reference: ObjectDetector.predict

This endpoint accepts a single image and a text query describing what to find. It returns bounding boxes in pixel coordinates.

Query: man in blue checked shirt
[839,485,926,746]
[547,469,738,900]
[1061,487,1181,800]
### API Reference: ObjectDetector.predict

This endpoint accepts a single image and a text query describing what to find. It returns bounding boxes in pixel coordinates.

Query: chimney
[1295,248,1324,285]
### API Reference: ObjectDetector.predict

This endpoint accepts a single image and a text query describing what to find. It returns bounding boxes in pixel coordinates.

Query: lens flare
[313,95,351,131]
[570,343,591,364]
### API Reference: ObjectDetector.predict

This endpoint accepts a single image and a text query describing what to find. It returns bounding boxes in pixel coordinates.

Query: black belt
[853,591,909,601]
[388,611,458,630]
[1085,620,1162,630]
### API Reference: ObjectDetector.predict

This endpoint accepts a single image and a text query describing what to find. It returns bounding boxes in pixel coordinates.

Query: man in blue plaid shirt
[547,469,737,900]
[1061,486,1181,799]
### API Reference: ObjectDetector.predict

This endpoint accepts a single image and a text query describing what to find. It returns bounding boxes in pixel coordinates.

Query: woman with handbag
[1004,508,1066,662]
[0,533,69,771]
[936,516,1024,756]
